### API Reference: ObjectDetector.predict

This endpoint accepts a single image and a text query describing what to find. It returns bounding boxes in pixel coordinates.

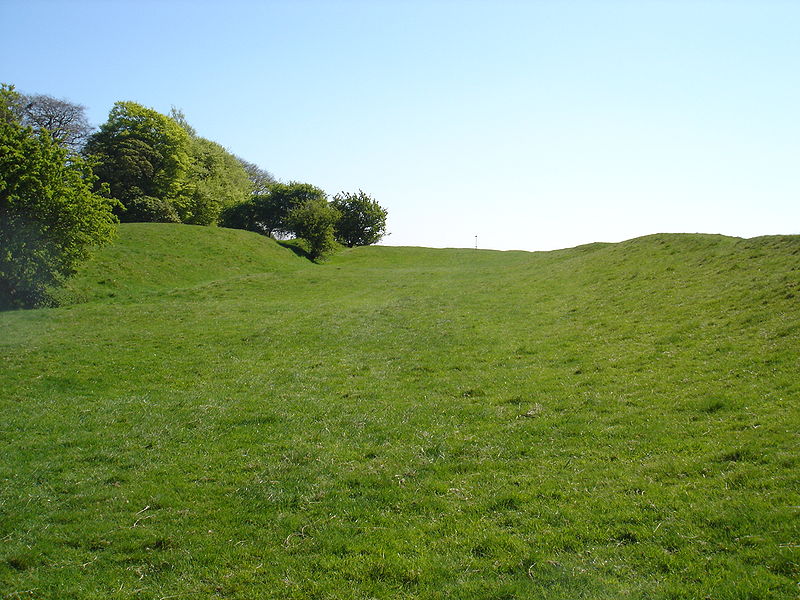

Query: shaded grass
[1,225,798,598]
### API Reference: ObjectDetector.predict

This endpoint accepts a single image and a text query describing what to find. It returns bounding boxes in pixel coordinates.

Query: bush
[286,198,340,261]
[331,190,388,247]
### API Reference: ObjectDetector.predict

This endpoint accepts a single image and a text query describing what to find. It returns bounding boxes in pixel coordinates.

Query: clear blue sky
[2,0,798,250]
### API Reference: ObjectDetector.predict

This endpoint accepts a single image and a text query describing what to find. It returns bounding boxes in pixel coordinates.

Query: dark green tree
[331,190,388,247]
[1,85,118,308]
[218,199,258,233]
[84,101,192,221]
[220,181,327,238]
[287,197,340,261]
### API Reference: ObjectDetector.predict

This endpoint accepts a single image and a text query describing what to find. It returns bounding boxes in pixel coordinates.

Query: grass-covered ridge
[55,223,310,304]
[1,225,798,599]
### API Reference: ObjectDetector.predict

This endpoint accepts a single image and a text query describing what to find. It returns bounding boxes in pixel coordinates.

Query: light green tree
[184,137,251,224]
[84,101,192,221]
[169,108,253,225]
[1,85,118,308]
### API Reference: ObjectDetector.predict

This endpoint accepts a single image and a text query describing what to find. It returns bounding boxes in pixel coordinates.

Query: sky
[2,0,798,251]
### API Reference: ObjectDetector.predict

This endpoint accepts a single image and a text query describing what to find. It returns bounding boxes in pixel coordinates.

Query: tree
[220,181,327,238]
[84,101,192,221]
[220,181,340,259]
[122,195,180,223]
[227,192,289,236]
[262,182,327,237]
[287,197,340,261]
[169,109,253,225]
[0,85,118,308]
[236,156,276,196]
[331,190,388,247]
[183,136,252,224]
[218,199,258,233]
[15,92,93,153]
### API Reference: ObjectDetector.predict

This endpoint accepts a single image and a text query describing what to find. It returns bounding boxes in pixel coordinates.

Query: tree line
[0,84,388,308]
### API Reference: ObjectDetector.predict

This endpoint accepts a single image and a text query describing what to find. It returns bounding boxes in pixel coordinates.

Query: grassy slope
[53,223,311,303]
[1,225,798,599]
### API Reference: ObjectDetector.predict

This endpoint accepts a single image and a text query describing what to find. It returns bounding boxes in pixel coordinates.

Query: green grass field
[1,224,798,599]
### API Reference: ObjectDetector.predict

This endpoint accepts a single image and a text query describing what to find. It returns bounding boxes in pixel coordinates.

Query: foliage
[13,92,93,153]
[86,103,255,226]
[84,101,192,217]
[236,156,276,195]
[182,133,253,225]
[9,88,368,245]
[221,182,340,259]
[287,196,340,260]
[218,199,257,232]
[267,182,329,238]
[6,88,390,250]
[220,181,328,239]
[0,85,117,308]
[171,109,253,225]
[122,195,181,223]
[331,190,388,247]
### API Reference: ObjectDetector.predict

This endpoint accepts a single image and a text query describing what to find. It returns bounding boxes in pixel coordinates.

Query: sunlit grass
[1,225,798,598]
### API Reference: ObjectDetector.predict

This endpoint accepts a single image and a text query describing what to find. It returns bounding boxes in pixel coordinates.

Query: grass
[1,224,798,599]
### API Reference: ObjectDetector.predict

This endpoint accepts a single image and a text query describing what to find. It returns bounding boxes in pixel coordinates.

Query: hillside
[1,225,798,599]
[55,223,311,304]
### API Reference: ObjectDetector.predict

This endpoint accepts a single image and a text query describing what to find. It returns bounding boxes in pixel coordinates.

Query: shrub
[331,190,388,247]
[286,198,340,261]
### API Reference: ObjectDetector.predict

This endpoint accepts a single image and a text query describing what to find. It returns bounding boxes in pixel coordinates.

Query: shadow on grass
[0,293,47,312]
[277,239,314,261]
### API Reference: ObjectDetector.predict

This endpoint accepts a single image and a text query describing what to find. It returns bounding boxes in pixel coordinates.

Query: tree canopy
[236,156,276,196]
[85,103,255,225]
[0,85,118,308]
[172,109,253,225]
[287,196,340,261]
[220,184,389,258]
[331,190,388,247]
[84,101,192,220]
[219,181,328,238]
[13,92,93,153]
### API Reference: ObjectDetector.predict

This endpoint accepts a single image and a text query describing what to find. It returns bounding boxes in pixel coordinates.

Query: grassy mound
[1,227,798,599]
[55,223,309,303]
